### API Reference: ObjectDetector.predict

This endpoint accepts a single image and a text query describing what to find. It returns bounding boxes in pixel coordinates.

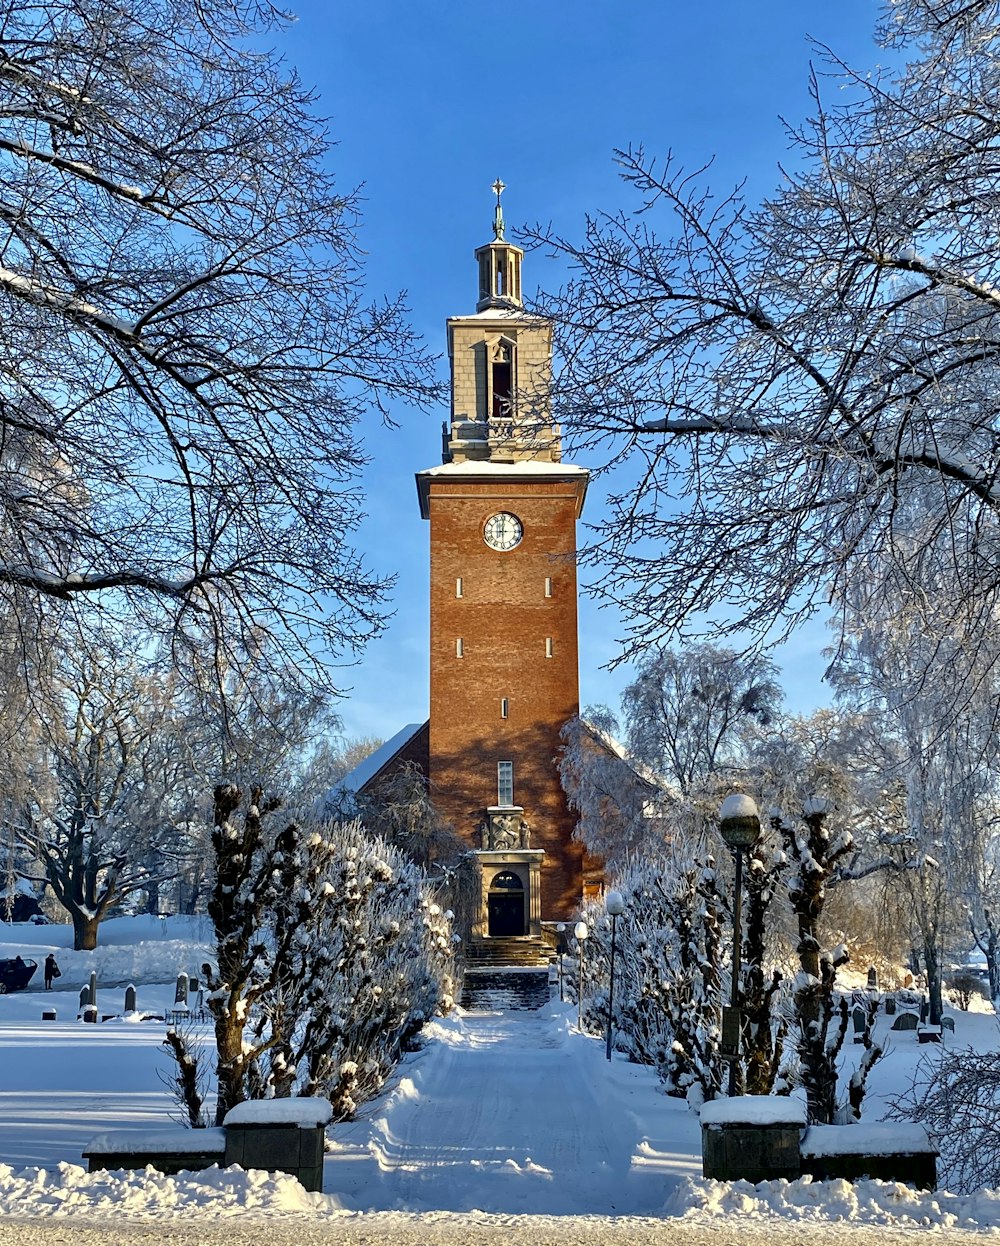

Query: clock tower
[416,184,590,942]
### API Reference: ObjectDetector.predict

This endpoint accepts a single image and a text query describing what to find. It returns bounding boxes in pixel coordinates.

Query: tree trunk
[924,938,943,1026]
[72,910,100,951]
[213,1010,248,1126]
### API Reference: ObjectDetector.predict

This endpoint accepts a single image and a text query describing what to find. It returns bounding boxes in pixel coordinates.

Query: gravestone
[941,1015,956,1033]
[174,972,189,1007]
[867,967,879,991]
[88,971,97,1006]
[79,986,89,1010]
[124,984,137,1013]
[82,1005,97,1023]
[852,1007,867,1043]
[884,995,897,1015]
[891,1011,919,1031]
[42,1008,56,1021]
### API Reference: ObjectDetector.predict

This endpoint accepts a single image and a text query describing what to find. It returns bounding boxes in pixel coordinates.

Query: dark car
[0,958,37,992]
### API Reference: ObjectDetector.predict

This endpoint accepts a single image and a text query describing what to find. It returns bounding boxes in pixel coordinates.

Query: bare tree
[0,0,440,698]
[14,629,201,948]
[527,0,1000,682]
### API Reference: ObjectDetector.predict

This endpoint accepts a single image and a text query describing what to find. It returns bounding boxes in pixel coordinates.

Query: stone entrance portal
[474,850,544,940]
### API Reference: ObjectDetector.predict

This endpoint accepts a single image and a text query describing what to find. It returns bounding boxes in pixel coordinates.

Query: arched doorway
[487,870,526,937]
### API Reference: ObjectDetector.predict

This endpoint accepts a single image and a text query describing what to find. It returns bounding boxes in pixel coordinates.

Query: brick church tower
[415,183,590,940]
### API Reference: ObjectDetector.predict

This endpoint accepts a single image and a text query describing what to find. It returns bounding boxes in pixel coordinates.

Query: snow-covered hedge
[574,846,728,1104]
[201,787,457,1124]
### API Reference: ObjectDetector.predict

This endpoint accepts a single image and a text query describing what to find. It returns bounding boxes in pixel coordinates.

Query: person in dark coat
[44,953,59,989]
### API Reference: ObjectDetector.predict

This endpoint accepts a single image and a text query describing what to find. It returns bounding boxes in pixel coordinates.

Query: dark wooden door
[488,893,525,937]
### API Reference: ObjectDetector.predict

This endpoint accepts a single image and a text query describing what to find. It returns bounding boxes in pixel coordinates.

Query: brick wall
[426,473,587,920]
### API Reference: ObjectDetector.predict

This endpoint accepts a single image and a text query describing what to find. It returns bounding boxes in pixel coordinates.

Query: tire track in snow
[333,1008,666,1215]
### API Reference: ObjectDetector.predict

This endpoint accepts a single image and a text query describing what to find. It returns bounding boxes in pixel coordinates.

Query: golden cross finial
[492,177,506,241]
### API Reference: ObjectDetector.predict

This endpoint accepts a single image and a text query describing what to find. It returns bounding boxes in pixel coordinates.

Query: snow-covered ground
[0,916,999,1236]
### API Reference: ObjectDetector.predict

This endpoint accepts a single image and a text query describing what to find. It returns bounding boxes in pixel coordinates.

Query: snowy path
[327,1007,702,1216]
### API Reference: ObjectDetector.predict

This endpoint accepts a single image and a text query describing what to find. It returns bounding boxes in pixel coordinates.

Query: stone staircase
[460,967,551,1012]
[464,936,550,968]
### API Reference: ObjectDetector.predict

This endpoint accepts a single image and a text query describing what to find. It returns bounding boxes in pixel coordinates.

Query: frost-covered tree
[623,646,781,797]
[558,710,669,869]
[0,0,439,699]
[770,798,883,1124]
[577,848,724,1103]
[579,839,785,1104]
[528,0,1000,685]
[830,586,1000,1023]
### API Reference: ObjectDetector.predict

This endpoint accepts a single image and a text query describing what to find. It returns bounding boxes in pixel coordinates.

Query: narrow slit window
[456,638,464,658]
[545,637,553,658]
[498,761,514,807]
[544,577,552,598]
[456,577,463,598]
[501,697,509,719]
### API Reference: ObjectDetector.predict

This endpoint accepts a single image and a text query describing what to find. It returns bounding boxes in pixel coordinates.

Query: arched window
[490,870,523,891]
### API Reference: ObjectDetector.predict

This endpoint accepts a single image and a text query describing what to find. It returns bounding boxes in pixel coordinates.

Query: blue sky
[276,1,884,743]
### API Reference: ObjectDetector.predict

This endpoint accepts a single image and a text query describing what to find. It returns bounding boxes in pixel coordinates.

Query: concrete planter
[700,1096,806,1183]
[801,1123,938,1190]
[83,1096,333,1192]
[222,1097,332,1192]
[83,1127,226,1176]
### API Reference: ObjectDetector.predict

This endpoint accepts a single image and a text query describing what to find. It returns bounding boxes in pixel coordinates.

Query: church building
[342,185,598,944]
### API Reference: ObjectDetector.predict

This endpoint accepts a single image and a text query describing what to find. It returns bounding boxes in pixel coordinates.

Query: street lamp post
[604,891,625,1061]
[574,920,589,1031]
[555,923,567,1002]
[719,793,761,1097]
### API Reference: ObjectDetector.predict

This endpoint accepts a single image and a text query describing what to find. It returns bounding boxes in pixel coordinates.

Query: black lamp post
[719,793,761,1096]
[574,920,589,1031]
[555,922,567,1002]
[604,890,625,1061]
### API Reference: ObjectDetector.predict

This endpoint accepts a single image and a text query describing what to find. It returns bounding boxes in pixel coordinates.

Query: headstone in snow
[174,972,189,1006]
[852,1007,867,1042]
[884,994,897,1015]
[88,971,97,1006]
[82,1005,97,1024]
[891,1011,919,1031]
[124,984,137,1013]
[867,966,879,990]
[42,1008,56,1021]
[79,986,89,1010]
[189,977,199,993]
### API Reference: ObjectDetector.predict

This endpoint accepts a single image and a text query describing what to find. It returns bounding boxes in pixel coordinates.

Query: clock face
[484,511,523,551]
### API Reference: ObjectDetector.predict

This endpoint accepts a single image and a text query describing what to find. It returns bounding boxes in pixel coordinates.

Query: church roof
[319,721,428,818]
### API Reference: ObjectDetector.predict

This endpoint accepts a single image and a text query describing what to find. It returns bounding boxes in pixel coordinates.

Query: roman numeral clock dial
[484,511,523,551]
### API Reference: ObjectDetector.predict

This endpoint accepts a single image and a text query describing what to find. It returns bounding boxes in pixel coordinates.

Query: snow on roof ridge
[333,722,425,797]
